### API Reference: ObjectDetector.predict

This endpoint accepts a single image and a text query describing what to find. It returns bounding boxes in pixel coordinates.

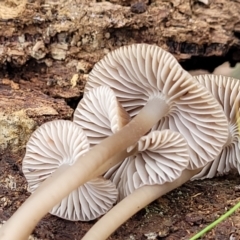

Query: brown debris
[0,81,73,152]
[0,0,239,67]
[130,2,147,14]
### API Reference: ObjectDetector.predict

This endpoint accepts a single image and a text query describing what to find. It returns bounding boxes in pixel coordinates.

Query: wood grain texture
[0,0,239,66]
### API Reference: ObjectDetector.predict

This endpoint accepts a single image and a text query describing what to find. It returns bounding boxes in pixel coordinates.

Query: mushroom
[22,120,118,221]
[74,86,190,197]
[73,86,191,239]
[73,85,136,175]
[191,75,240,179]
[73,85,131,147]
[0,44,229,240]
[85,44,229,171]
[105,130,190,200]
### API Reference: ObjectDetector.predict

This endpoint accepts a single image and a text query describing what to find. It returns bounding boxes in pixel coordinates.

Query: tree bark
[0,0,240,67]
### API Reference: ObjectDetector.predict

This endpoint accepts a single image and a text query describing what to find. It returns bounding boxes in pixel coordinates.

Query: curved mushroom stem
[0,98,169,240]
[82,169,201,240]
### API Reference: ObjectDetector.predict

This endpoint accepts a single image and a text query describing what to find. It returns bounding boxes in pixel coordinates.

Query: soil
[1,151,240,240]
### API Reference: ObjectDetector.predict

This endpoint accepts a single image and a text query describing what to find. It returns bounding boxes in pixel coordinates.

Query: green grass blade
[190,201,240,240]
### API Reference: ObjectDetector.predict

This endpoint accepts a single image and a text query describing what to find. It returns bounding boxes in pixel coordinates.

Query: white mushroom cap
[85,44,229,169]
[22,120,118,221]
[104,130,190,200]
[191,75,240,179]
[74,85,131,146]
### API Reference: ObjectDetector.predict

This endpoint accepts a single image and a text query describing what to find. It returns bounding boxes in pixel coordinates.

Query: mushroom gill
[192,75,240,179]
[22,120,118,221]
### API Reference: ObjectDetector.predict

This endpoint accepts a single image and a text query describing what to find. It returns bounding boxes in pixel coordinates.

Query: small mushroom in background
[22,120,118,221]
[213,61,240,79]
[213,62,233,76]
[192,75,240,179]
[0,44,229,240]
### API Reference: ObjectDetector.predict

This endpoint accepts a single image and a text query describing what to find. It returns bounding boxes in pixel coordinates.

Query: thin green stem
[190,201,240,240]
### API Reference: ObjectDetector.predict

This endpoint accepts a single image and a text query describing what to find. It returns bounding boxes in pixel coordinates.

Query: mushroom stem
[82,169,201,240]
[0,97,169,240]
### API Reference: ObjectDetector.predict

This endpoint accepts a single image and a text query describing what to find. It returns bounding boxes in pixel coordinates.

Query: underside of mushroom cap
[74,85,131,146]
[22,120,118,221]
[191,75,240,179]
[104,130,190,200]
[85,44,229,169]
[50,177,118,221]
[73,86,189,200]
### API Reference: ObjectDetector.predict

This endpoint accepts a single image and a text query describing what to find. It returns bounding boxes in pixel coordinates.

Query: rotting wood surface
[0,79,73,152]
[0,0,240,68]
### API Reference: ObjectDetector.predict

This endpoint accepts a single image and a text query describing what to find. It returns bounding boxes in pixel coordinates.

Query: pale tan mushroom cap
[85,44,229,169]
[192,75,240,179]
[104,130,190,200]
[50,177,118,221]
[74,86,189,199]
[22,120,118,221]
[74,85,130,145]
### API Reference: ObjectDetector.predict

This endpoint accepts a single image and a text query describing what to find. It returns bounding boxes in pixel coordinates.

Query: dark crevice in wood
[180,46,240,72]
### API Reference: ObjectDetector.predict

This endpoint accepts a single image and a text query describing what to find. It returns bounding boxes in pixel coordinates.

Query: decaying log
[0,0,240,68]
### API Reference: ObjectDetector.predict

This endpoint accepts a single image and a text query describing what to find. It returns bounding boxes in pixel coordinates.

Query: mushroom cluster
[74,85,190,200]
[0,44,238,240]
